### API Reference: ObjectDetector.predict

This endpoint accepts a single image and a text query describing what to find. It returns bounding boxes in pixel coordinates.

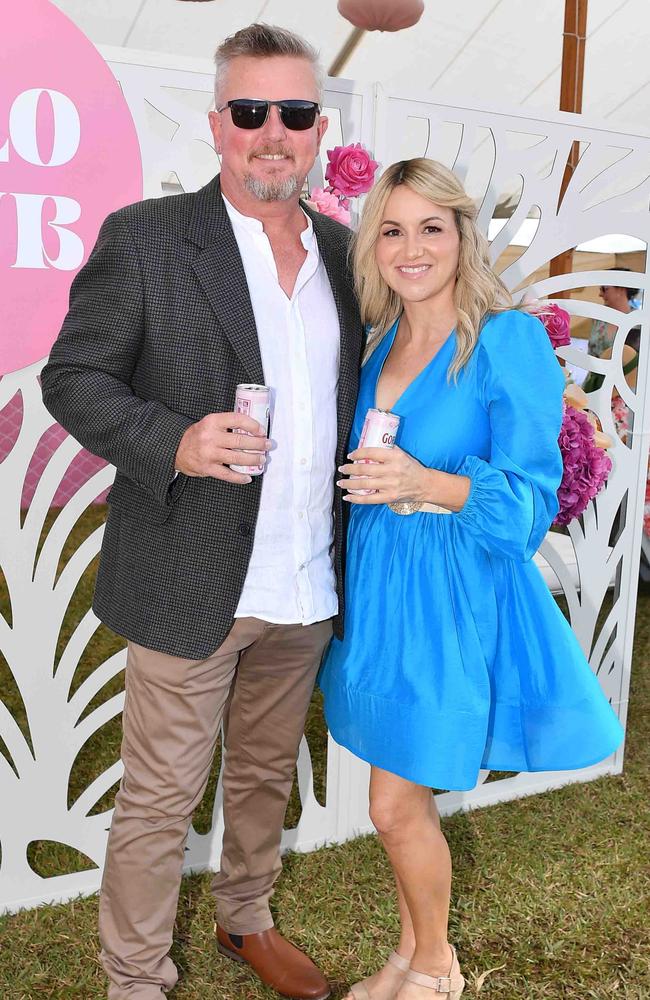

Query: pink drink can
[231,383,270,476]
[348,408,400,495]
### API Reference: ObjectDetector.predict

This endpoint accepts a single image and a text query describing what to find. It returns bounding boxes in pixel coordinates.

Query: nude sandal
[349,950,411,999]
[403,946,464,998]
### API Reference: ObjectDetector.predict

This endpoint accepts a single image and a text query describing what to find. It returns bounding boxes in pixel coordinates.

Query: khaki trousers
[98,616,332,1000]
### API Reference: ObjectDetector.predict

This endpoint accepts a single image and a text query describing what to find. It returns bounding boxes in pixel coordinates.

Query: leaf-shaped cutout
[193,732,223,836]
[284,689,330,830]
[67,706,123,813]
[0,561,13,629]
[493,204,541,278]
[86,774,122,817]
[595,622,618,677]
[0,733,19,778]
[284,766,303,831]
[0,389,23,464]
[53,555,99,674]
[495,173,524,217]
[589,587,619,661]
[611,387,633,450]
[581,148,650,212]
[144,95,181,144]
[305,688,327,809]
[32,461,109,575]
[608,490,629,551]
[20,421,69,527]
[459,126,496,203]
[68,623,124,709]
[430,120,464,171]
[396,113,432,163]
[161,170,185,197]
[504,130,547,152]
[0,648,35,759]
[53,448,109,508]
[483,770,519,783]
[27,840,98,878]
[553,592,572,625]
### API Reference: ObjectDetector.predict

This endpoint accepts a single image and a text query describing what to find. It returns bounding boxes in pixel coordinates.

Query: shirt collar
[222,194,316,252]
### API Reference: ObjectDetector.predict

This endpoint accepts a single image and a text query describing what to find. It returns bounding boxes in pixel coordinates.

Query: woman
[319,158,624,1000]
[586,268,639,365]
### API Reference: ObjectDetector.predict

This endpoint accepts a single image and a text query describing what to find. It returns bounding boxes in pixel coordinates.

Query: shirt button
[238,522,252,538]
[300,458,307,466]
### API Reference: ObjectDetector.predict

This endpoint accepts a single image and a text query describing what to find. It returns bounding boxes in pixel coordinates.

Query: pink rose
[306,187,351,226]
[325,143,379,198]
[530,302,572,349]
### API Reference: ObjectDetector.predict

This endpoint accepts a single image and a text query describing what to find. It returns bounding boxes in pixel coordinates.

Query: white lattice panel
[1,55,647,914]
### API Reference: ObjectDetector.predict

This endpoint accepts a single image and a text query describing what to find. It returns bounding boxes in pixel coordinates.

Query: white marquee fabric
[52,0,650,138]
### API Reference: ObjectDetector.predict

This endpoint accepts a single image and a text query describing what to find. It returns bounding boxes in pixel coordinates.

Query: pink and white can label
[231,384,270,476]
[348,408,400,495]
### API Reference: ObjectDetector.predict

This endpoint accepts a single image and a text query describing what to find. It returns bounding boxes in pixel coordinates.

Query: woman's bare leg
[344,766,452,999]
[370,767,455,996]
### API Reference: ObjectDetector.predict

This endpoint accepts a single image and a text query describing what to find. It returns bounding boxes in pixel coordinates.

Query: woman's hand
[337,446,430,505]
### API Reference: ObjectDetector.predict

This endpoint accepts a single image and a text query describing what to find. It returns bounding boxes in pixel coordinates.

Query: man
[41,23,362,1000]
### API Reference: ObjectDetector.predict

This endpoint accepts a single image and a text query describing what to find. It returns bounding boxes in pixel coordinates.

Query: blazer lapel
[187,176,264,384]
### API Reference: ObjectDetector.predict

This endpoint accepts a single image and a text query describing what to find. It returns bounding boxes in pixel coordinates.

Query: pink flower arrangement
[528,301,571,349]
[554,404,612,526]
[325,142,379,198]
[306,186,351,226]
[531,300,612,525]
[307,142,378,228]
[532,303,613,525]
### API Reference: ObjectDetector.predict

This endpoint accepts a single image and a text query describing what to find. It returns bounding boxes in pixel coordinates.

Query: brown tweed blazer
[41,175,363,658]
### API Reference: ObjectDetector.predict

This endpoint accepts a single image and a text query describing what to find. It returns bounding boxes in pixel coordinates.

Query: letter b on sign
[1,0,142,376]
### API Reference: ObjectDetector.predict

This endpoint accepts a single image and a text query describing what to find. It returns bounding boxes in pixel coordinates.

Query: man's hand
[175,412,271,484]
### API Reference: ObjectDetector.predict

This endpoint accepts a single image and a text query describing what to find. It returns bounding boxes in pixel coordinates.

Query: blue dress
[319,310,624,790]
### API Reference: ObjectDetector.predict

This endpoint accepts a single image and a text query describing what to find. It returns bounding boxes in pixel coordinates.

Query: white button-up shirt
[224,196,340,625]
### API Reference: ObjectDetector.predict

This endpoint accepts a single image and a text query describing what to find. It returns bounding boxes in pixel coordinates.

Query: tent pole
[329,27,366,77]
[549,0,589,291]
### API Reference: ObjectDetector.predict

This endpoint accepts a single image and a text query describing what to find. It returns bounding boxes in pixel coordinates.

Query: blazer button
[238,522,252,538]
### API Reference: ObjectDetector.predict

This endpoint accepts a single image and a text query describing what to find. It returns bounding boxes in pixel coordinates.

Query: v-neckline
[374,317,455,413]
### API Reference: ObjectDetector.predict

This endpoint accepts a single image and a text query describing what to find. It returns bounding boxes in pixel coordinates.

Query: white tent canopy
[52,0,650,138]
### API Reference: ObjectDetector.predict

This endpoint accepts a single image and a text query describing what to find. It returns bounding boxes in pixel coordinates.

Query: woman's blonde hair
[353,158,513,378]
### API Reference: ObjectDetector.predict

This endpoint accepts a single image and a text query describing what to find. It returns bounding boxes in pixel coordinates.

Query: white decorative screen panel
[0,55,647,914]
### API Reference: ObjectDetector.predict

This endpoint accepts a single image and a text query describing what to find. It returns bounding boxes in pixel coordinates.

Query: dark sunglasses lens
[230,100,269,129]
[279,101,319,130]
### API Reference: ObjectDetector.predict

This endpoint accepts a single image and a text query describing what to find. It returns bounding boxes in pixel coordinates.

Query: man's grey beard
[243,173,300,202]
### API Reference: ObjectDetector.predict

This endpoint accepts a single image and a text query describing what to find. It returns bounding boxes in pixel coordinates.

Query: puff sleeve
[454,311,565,561]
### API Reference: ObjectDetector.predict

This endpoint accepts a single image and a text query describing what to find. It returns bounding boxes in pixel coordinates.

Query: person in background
[41,23,362,1000]
[587,267,639,360]
[319,158,624,1000]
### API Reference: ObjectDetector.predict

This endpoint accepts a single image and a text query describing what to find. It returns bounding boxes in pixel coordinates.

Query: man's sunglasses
[217,99,320,131]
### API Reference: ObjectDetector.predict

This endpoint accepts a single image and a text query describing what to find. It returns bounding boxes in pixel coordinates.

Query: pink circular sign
[0,0,142,376]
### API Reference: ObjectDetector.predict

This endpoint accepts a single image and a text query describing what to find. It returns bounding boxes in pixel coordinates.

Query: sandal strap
[406,969,464,993]
[387,950,411,973]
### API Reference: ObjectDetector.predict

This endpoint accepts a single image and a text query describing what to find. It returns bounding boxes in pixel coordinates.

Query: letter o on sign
[1,0,142,376]
[9,89,81,166]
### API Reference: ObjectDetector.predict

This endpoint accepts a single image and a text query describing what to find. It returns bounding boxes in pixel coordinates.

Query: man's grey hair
[214,23,325,107]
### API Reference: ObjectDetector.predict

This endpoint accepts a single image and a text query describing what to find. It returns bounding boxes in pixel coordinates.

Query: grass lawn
[0,507,648,999]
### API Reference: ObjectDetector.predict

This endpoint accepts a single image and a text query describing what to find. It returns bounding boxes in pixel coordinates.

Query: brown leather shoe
[215,923,331,1000]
